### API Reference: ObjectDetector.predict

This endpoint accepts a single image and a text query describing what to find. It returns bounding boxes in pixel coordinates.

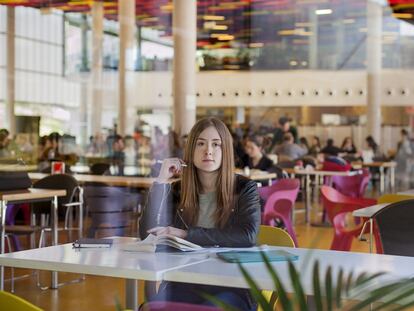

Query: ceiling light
[315,9,332,15]
[392,13,413,19]
[203,15,225,21]
[217,34,234,41]
[249,42,264,48]
[343,19,355,24]
[213,25,228,30]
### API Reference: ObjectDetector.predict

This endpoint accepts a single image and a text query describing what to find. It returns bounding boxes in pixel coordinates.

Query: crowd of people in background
[1,117,414,188]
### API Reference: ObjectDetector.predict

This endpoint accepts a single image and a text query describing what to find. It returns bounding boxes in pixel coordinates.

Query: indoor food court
[1,0,414,310]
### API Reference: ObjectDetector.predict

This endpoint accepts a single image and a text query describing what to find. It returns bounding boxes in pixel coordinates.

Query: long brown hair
[180,117,235,229]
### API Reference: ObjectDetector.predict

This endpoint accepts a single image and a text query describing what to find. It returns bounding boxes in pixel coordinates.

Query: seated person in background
[308,135,321,157]
[139,117,260,311]
[244,135,274,171]
[272,132,307,161]
[321,138,342,156]
[232,132,249,168]
[340,136,359,161]
[299,137,309,154]
[272,116,298,147]
[341,137,357,154]
[365,135,386,161]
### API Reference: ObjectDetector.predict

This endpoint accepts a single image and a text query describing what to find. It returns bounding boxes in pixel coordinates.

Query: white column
[366,0,382,142]
[6,6,15,136]
[79,14,89,148]
[91,1,104,136]
[118,0,135,136]
[335,20,344,69]
[308,7,318,70]
[173,0,197,136]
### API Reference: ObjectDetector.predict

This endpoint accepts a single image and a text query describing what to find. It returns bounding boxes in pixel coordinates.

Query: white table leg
[369,218,373,254]
[305,175,311,223]
[379,167,385,194]
[126,279,138,310]
[79,188,84,239]
[390,166,395,192]
[51,196,58,289]
[0,200,6,290]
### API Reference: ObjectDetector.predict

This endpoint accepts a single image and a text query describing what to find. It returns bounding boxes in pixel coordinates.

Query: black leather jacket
[139,174,261,247]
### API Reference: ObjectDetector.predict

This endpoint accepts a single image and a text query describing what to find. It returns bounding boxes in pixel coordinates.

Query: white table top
[397,189,414,196]
[164,246,414,294]
[29,173,156,188]
[0,188,67,201]
[284,168,361,177]
[352,203,389,218]
[234,169,276,181]
[0,237,209,281]
[1,240,414,296]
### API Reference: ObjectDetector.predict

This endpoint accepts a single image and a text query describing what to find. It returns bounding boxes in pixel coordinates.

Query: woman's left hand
[148,226,188,239]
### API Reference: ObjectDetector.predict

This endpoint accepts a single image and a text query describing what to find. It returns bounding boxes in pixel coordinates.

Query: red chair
[320,186,383,252]
[143,301,221,310]
[322,159,352,172]
[258,179,300,246]
[331,168,371,198]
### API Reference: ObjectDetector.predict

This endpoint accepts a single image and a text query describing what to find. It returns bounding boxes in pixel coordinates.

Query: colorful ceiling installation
[388,0,414,24]
[1,1,413,46]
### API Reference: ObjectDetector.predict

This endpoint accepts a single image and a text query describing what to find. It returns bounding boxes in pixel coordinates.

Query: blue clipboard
[217,249,298,263]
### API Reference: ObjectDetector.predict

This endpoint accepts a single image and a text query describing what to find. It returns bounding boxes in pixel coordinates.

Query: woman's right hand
[156,158,186,183]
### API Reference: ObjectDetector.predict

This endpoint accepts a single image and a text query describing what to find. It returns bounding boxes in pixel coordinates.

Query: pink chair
[143,301,221,310]
[331,168,371,198]
[258,179,300,246]
[320,185,383,252]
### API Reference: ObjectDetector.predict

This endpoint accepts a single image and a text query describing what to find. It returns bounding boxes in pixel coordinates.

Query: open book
[121,234,203,253]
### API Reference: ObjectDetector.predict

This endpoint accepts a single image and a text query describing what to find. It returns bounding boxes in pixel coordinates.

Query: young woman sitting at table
[139,117,261,311]
[244,134,274,171]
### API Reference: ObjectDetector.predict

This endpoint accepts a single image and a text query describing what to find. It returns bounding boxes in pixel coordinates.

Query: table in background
[397,189,414,196]
[284,168,361,223]
[0,188,66,289]
[352,161,397,193]
[0,164,38,172]
[235,169,277,186]
[70,165,149,176]
[29,172,156,189]
[352,203,389,253]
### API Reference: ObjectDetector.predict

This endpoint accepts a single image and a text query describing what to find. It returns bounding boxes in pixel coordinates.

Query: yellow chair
[258,225,296,248]
[0,291,43,311]
[257,225,296,311]
[377,194,414,204]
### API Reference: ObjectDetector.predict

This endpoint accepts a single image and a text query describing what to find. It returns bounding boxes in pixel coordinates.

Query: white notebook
[121,234,203,253]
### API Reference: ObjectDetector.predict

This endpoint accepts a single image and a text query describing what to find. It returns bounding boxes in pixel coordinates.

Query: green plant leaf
[345,271,354,297]
[372,281,414,311]
[388,294,414,311]
[325,266,333,311]
[260,251,293,311]
[348,280,413,311]
[355,272,367,286]
[355,272,386,287]
[288,260,307,310]
[335,268,344,309]
[238,262,273,311]
[312,261,323,311]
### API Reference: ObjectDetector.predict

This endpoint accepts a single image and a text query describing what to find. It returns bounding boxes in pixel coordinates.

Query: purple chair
[331,168,371,198]
[143,301,221,311]
[258,179,300,246]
